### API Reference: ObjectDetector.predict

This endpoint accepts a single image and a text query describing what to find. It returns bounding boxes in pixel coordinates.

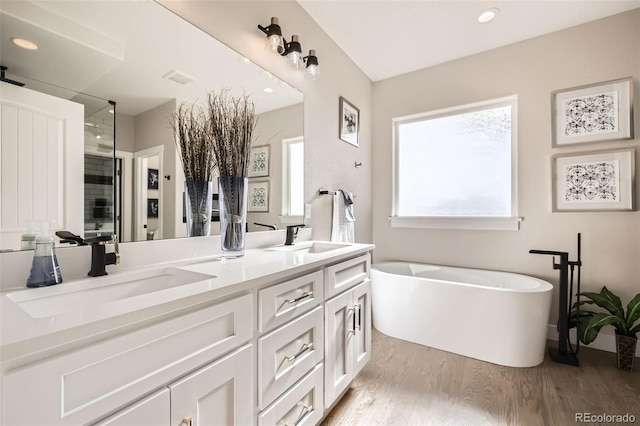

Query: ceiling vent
[161,69,197,85]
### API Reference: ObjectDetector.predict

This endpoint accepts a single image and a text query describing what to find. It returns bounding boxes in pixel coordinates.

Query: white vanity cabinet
[93,389,170,426]
[95,344,253,426]
[324,255,372,409]
[2,293,253,426]
[1,245,375,426]
[169,344,254,426]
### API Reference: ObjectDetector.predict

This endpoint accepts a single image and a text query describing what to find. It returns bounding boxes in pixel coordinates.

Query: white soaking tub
[371,262,552,367]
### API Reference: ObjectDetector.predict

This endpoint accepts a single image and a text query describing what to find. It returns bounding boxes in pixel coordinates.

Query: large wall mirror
[0,0,303,251]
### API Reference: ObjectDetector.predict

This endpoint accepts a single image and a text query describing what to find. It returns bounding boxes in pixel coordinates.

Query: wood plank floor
[322,329,640,425]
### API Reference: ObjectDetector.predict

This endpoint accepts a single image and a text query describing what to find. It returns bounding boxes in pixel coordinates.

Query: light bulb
[304,49,320,80]
[266,34,284,54]
[288,51,302,68]
[305,64,320,80]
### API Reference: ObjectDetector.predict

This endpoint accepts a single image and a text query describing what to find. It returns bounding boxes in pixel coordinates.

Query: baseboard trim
[546,325,640,354]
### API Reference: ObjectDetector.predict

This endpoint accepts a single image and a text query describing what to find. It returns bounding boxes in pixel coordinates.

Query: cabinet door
[353,280,372,376]
[92,389,169,426]
[324,290,354,409]
[169,344,253,426]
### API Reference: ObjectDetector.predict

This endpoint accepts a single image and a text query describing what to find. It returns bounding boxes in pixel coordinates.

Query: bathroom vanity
[0,239,373,426]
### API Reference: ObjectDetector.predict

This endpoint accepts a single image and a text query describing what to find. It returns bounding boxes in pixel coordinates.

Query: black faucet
[285,224,305,245]
[86,235,120,277]
[55,231,121,277]
[254,222,278,231]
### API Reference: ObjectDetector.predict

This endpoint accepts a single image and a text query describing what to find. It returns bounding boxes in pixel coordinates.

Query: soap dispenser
[26,221,63,288]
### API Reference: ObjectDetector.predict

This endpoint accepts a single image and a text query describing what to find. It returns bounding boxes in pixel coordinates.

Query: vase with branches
[174,103,217,237]
[208,89,257,257]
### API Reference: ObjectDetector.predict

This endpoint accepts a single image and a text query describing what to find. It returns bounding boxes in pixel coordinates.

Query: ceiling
[297,0,640,82]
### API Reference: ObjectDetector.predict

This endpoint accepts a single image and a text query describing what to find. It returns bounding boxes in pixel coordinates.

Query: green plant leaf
[578,286,625,319]
[630,324,640,336]
[578,313,624,345]
[625,293,640,331]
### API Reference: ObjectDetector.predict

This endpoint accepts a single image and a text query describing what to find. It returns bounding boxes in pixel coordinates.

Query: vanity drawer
[258,270,323,333]
[324,253,370,298]
[258,363,323,426]
[258,306,324,410]
[2,294,252,426]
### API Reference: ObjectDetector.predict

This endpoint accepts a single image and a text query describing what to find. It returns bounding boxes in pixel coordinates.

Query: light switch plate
[305,203,312,219]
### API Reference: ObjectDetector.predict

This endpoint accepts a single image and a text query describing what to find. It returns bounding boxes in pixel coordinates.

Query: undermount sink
[269,242,351,254]
[7,267,216,319]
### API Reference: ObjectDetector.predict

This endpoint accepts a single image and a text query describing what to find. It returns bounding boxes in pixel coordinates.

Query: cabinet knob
[181,417,193,426]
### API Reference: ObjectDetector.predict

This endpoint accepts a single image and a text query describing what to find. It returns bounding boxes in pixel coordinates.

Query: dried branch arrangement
[173,103,216,182]
[207,89,257,177]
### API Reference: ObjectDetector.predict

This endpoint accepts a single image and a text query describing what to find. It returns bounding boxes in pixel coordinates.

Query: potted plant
[571,286,640,371]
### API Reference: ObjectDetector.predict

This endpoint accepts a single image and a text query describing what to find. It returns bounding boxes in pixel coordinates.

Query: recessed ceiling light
[477,8,500,24]
[11,37,38,50]
[264,87,274,94]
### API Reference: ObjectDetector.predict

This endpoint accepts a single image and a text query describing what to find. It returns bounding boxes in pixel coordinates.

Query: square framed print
[248,180,270,212]
[339,96,359,147]
[147,168,159,189]
[552,77,634,147]
[248,145,270,177]
[552,148,635,212]
[147,198,159,217]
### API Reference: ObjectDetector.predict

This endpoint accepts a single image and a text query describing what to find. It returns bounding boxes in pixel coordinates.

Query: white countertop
[0,241,373,365]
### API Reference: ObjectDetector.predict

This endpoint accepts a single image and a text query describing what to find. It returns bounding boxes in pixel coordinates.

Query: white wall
[157,0,373,243]
[372,10,640,327]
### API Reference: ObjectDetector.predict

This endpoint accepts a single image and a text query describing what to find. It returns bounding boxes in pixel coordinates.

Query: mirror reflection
[0,0,304,251]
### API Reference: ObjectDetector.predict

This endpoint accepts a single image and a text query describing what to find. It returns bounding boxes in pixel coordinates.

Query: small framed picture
[551,77,634,147]
[211,193,220,222]
[147,168,159,189]
[339,96,359,147]
[248,181,270,212]
[248,145,270,177]
[147,198,159,218]
[552,148,635,212]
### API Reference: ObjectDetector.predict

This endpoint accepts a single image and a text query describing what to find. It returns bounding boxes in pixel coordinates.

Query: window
[282,137,304,220]
[392,96,519,230]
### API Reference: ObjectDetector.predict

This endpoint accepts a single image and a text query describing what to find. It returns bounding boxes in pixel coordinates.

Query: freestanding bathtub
[371,262,553,368]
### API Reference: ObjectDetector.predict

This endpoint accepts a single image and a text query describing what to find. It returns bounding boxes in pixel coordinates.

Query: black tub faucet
[285,224,305,245]
[87,235,120,277]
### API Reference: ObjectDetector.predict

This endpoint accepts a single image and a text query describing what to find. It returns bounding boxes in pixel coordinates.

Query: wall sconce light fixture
[258,17,320,78]
[303,49,320,80]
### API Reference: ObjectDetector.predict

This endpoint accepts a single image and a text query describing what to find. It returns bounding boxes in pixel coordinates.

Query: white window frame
[280,136,304,223]
[391,95,521,231]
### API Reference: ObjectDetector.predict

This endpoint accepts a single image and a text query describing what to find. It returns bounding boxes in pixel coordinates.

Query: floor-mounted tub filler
[371,262,553,368]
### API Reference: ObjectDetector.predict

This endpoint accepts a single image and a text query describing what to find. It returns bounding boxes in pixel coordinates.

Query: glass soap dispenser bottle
[26,222,63,288]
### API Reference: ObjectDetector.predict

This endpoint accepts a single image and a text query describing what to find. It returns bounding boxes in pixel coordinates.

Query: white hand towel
[331,190,355,243]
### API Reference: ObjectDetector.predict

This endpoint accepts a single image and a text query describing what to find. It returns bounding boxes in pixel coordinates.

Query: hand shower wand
[529,233,582,366]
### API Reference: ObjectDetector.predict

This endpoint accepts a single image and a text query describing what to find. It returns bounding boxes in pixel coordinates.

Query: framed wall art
[339,96,359,147]
[147,168,159,189]
[551,77,634,147]
[147,198,159,217]
[552,148,635,212]
[248,145,270,177]
[248,181,270,212]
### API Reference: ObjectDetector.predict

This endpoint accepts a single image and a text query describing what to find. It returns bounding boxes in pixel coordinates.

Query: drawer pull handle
[285,343,314,362]
[290,404,313,426]
[285,291,313,305]
[181,418,193,426]
[347,307,356,337]
[357,303,362,331]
